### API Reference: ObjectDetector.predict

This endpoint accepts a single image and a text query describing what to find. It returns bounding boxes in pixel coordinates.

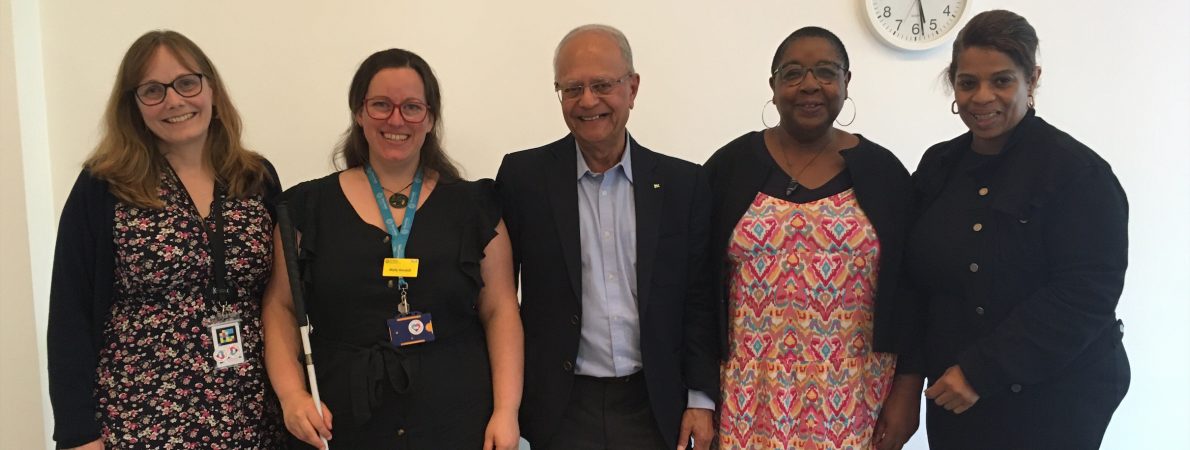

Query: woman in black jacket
[906,10,1130,449]
[704,26,921,450]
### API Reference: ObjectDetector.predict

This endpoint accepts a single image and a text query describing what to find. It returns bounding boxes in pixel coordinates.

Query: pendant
[389,193,409,208]
[785,178,800,196]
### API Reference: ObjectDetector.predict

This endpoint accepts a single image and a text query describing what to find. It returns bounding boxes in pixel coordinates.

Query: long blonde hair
[86,30,269,208]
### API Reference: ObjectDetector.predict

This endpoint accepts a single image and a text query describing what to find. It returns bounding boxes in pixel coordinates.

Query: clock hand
[916,0,926,34]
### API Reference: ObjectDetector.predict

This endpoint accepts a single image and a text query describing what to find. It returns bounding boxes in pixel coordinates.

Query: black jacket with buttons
[903,110,1129,401]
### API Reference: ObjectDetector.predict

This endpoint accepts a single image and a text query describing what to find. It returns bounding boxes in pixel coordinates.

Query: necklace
[781,144,830,196]
[381,181,415,208]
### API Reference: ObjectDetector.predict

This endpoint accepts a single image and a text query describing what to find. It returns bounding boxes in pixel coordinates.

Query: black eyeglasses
[133,73,205,106]
[554,72,634,102]
[772,63,844,86]
[363,97,430,123]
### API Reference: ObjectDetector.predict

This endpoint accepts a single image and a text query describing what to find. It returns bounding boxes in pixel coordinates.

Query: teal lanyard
[364,164,423,295]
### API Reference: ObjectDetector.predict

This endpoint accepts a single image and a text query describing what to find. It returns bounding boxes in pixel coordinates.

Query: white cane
[278,203,329,450]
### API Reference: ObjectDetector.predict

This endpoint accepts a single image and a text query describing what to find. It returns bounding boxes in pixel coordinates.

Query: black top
[904,110,1129,393]
[754,138,855,203]
[704,131,916,365]
[47,162,280,448]
[282,173,500,448]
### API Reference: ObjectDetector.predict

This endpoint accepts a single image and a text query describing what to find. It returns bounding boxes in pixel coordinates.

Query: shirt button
[601,190,608,196]
[562,361,574,371]
[383,235,391,243]
[975,306,985,315]
[978,187,989,196]
[969,263,980,273]
[397,428,406,436]
[387,280,395,289]
[1010,384,1022,393]
[973,223,983,232]
[570,315,580,325]
[608,273,615,280]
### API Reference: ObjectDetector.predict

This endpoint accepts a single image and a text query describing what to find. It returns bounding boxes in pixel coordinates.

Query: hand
[483,408,520,450]
[873,375,923,450]
[279,391,333,449]
[677,408,715,449]
[66,438,104,450]
[923,365,980,414]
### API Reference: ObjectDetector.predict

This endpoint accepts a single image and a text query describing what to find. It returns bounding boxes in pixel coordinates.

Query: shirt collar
[575,133,634,183]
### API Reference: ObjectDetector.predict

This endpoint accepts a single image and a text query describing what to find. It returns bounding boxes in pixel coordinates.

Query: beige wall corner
[1,0,48,447]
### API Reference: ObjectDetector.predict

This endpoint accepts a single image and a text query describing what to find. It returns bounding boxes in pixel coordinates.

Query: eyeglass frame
[131,73,206,106]
[361,96,432,123]
[771,62,846,87]
[554,72,635,102]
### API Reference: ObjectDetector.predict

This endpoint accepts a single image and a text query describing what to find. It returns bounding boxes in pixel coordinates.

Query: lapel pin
[653,183,661,189]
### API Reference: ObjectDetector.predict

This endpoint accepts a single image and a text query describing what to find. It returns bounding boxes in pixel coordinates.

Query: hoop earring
[761,99,779,128]
[836,97,856,127]
[951,100,959,115]
[1027,94,1035,109]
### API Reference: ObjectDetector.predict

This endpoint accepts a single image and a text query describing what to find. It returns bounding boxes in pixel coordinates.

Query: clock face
[865,0,970,51]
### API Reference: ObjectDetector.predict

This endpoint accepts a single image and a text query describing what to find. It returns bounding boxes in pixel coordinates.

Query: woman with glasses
[905,10,1129,449]
[704,26,922,449]
[47,30,284,449]
[262,48,523,450]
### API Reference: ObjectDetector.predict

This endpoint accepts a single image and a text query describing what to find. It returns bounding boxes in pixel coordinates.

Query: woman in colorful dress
[705,26,923,449]
[262,48,523,449]
[906,10,1130,449]
[47,30,284,449]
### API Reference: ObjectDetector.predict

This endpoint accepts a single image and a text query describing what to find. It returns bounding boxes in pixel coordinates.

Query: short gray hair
[553,24,634,77]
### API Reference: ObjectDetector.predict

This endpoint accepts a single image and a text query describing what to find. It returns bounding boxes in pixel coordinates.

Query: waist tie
[310,336,418,425]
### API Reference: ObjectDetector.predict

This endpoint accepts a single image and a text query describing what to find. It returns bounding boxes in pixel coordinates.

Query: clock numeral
[930,19,938,31]
[895,19,903,31]
[912,23,922,35]
[944,5,951,15]
[882,6,892,18]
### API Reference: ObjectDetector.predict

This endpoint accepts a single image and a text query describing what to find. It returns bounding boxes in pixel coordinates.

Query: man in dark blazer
[495,24,718,449]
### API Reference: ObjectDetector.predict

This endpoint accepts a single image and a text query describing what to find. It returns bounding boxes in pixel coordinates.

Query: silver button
[397,428,406,436]
[969,263,980,273]
[1018,218,1029,224]
[387,279,395,289]
[973,223,983,232]
[1010,384,1022,393]
[975,306,985,315]
[383,235,391,243]
[978,187,989,196]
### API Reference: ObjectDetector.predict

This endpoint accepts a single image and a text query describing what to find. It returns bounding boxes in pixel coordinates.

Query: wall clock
[864,0,972,51]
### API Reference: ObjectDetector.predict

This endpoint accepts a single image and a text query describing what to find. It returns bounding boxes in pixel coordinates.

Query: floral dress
[95,167,283,448]
[718,189,895,450]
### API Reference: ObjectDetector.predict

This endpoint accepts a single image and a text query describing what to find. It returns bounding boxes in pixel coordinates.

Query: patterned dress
[718,189,895,450]
[95,168,283,448]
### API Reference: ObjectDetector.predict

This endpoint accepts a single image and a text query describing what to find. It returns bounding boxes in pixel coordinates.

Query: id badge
[387,313,436,347]
[209,319,246,369]
[382,258,419,278]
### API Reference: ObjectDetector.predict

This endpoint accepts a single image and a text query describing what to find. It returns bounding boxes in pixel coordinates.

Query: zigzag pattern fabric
[718,190,894,450]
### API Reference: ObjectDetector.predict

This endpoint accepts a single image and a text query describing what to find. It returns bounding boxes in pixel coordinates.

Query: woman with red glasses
[262,48,523,450]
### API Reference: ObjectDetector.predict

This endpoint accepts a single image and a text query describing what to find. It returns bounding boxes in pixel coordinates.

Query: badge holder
[387,280,436,347]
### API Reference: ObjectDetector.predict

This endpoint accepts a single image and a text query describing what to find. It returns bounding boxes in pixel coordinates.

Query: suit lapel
[546,137,583,302]
[631,140,661,321]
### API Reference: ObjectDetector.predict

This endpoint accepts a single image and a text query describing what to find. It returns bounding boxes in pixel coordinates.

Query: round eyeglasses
[363,97,430,123]
[772,63,844,87]
[133,73,205,106]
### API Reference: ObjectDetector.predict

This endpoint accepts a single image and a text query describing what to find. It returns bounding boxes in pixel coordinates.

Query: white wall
[8,0,1188,448]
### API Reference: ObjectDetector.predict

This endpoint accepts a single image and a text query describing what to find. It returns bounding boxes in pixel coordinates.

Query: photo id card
[387,313,436,347]
[209,319,246,369]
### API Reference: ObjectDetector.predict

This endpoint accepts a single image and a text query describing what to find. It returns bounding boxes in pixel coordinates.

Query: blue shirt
[572,137,714,410]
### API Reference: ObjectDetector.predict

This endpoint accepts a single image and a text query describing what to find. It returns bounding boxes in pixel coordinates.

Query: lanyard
[364,164,423,308]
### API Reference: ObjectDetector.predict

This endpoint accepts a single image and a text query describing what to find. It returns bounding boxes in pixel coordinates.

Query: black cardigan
[46,162,279,448]
[704,131,916,366]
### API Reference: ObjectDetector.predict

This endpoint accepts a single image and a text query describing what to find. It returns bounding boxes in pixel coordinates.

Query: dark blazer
[496,134,719,448]
[703,132,916,366]
[906,111,1129,448]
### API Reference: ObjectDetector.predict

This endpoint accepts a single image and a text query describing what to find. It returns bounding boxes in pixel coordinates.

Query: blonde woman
[47,30,283,449]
